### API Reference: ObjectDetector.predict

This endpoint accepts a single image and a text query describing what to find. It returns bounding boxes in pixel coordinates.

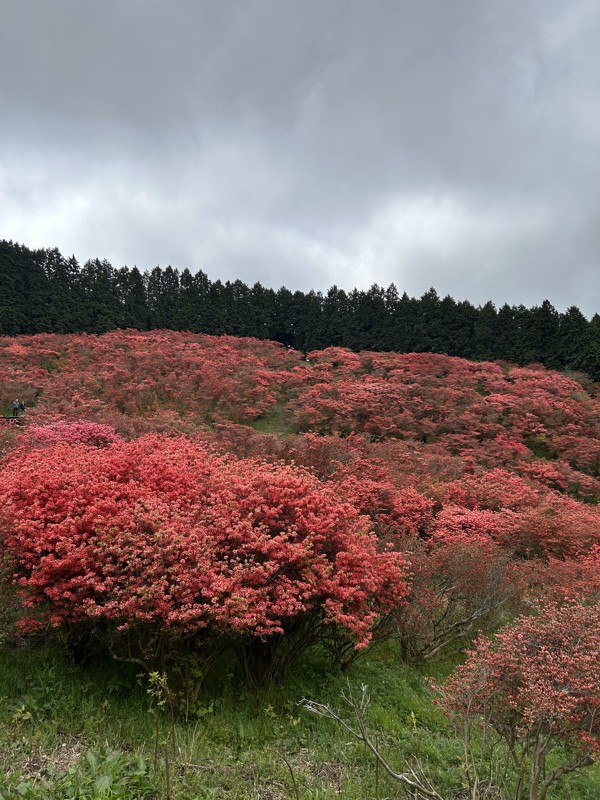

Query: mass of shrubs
[0,330,599,793]
[0,435,409,685]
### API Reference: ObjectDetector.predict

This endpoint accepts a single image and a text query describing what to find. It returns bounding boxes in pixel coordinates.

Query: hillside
[0,330,599,798]
[2,329,599,496]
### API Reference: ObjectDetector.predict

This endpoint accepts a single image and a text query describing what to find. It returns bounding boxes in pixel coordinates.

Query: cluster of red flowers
[0,330,304,431]
[0,436,408,655]
[436,603,600,791]
[294,348,600,489]
[25,419,124,447]
[0,331,599,693]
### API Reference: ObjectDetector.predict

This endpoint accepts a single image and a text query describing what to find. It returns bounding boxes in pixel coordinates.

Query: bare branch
[302,684,446,800]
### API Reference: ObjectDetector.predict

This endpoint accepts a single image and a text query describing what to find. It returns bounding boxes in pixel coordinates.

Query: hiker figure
[12,399,19,417]
[19,400,25,414]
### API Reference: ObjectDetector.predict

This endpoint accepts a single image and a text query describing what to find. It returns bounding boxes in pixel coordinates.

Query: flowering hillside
[0,330,599,673]
[1,329,600,796]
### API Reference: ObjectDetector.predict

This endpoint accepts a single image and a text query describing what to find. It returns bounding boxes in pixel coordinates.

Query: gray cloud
[1,0,599,315]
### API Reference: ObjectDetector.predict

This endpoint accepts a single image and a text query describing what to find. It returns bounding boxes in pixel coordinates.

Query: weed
[0,642,598,798]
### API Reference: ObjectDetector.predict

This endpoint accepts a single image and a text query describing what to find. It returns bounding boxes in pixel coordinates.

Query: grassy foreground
[1,639,599,799]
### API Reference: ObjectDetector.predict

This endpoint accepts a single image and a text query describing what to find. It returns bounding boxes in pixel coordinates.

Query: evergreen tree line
[2,239,599,380]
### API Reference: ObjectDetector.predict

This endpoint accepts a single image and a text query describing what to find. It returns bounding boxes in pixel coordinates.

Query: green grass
[524,435,555,459]
[249,401,293,435]
[0,641,598,799]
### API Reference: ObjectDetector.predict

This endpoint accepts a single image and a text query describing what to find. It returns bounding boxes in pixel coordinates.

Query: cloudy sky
[1,1,599,315]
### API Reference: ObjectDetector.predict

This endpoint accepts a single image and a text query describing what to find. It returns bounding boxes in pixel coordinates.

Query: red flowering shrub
[284,433,359,479]
[524,547,600,606]
[0,330,304,429]
[26,419,124,447]
[331,470,433,539]
[396,532,520,661]
[427,469,542,512]
[0,435,410,683]
[437,604,600,800]
[430,470,600,558]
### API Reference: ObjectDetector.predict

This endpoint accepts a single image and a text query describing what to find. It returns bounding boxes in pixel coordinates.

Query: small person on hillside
[12,399,20,418]
[19,400,26,414]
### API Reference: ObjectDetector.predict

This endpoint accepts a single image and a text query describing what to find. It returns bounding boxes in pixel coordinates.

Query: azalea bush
[25,419,124,447]
[395,532,520,662]
[0,435,410,685]
[523,546,600,607]
[437,603,600,800]
[0,330,304,428]
[293,348,600,479]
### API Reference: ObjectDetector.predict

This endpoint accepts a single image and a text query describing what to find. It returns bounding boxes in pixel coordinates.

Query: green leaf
[94,772,112,793]
[86,750,99,770]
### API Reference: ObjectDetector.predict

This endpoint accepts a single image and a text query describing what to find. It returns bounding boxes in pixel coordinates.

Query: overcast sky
[1,1,599,316]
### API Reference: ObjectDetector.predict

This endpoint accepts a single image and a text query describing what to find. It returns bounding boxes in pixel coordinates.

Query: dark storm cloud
[1,0,599,314]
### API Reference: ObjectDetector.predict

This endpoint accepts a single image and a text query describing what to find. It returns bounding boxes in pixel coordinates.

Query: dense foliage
[2,239,599,378]
[0,434,409,683]
[438,603,600,800]
[0,329,599,794]
[1,334,598,619]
